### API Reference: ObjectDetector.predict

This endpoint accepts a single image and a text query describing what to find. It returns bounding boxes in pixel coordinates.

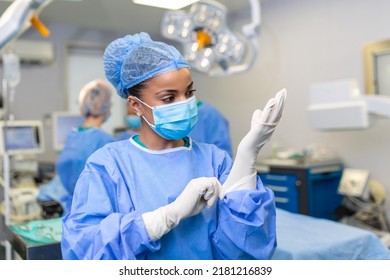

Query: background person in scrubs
[56,79,116,214]
[114,102,141,141]
[61,32,286,260]
[189,100,233,157]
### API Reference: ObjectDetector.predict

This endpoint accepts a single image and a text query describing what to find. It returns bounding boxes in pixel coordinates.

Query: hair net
[103,32,189,99]
[78,79,113,117]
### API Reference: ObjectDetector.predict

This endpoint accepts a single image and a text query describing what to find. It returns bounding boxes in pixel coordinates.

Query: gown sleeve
[61,151,158,260]
[213,159,277,259]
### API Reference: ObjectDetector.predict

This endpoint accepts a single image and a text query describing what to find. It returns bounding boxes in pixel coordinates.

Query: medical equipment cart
[256,158,344,220]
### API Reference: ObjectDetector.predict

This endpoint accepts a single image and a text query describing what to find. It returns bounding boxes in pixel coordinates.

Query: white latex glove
[220,88,287,199]
[142,177,221,241]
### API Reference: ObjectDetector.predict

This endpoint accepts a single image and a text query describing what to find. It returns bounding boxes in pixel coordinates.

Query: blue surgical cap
[103,32,189,99]
[79,79,113,117]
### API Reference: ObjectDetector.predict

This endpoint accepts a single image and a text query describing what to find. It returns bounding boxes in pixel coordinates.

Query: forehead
[146,68,192,91]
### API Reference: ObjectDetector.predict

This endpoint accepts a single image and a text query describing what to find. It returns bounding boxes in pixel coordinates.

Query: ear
[128,96,142,116]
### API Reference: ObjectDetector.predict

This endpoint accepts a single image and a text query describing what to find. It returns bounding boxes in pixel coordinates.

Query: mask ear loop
[140,115,156,129]
[132,96,157,129]
[133,96,153,110]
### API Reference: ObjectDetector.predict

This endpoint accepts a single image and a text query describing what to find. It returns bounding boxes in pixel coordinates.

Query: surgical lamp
[161,0,261,77]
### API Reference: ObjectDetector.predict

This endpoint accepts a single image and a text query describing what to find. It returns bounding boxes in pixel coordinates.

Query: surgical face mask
[126,115,141,130]
[135,96,198,140]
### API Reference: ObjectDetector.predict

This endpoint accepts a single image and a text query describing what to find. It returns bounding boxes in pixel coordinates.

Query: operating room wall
[191,0,390,222]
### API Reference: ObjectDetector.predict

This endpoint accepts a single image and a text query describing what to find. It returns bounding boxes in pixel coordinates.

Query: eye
[161,95,175,103]
[186,89,196,97]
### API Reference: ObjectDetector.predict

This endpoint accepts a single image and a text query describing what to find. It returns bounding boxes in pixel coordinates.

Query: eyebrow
[155,81,194,95]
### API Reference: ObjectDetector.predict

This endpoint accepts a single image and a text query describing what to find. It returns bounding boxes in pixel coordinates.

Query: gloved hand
[142,177,221,241]
[220,88,287,199]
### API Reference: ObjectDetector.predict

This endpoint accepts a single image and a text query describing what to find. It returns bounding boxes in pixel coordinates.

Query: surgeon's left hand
[220,88,287,199]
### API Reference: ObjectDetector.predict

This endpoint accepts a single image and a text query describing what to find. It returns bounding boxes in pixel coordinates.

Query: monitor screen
[52,112,85,151]
[0,120,44,155]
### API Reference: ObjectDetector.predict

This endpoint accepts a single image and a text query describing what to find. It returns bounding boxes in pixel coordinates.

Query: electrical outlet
[338,169,370,200]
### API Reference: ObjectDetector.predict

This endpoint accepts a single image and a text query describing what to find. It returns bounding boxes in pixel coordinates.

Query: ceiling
[0,0,254,35]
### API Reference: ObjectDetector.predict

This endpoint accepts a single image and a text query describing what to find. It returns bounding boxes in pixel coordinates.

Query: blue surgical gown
[189,101,233,157]
[61,136,276,260]
[57,128,115,205]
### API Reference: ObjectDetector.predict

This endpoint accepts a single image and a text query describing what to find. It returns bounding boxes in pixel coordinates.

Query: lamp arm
[242,0,261,38]
[0,0,52,50]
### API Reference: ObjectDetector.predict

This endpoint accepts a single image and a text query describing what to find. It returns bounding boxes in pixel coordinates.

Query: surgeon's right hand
[142,177,220,241]
[220,89,286,199]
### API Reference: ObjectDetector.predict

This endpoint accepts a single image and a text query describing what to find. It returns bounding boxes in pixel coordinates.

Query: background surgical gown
[56,128,115,213]
[61,137,276,260]
[189,101,233,157]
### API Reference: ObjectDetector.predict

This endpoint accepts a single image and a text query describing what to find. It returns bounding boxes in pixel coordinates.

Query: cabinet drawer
[259,173,299,213]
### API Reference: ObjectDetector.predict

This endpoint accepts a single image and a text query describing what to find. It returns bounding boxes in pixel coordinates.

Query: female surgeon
[61,32,287,260]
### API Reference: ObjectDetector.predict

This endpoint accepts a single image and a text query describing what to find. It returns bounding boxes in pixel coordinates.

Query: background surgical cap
[103,32,189,99]
[78,79,113,117]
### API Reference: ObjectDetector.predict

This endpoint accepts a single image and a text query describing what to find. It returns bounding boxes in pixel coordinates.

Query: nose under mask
[136,96,198,140]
